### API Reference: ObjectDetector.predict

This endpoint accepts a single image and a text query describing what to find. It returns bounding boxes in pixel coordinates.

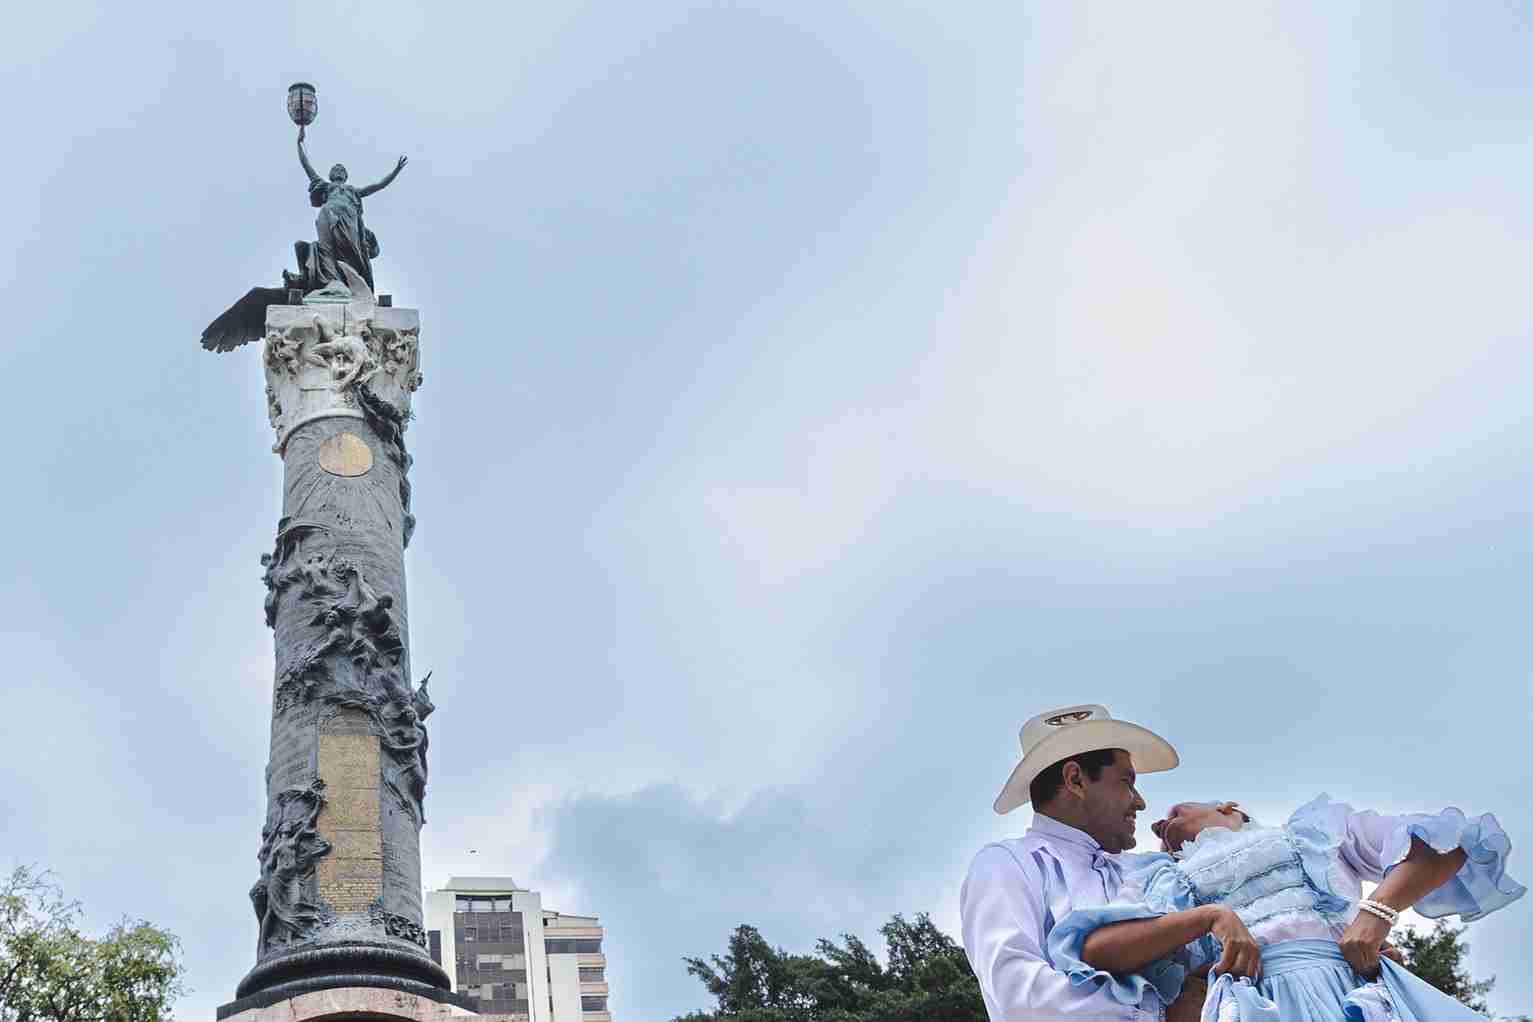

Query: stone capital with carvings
[264,299,422,454]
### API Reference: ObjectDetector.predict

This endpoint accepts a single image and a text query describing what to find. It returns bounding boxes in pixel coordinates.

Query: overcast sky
[3,2,1532,1019]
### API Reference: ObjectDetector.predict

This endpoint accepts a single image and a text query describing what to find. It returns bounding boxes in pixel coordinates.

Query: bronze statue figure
[201,101,408,353]
[295,124,407,295]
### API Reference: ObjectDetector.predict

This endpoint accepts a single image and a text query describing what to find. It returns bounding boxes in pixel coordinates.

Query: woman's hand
[1209,907,1262,980]
[1339,911,1392,978]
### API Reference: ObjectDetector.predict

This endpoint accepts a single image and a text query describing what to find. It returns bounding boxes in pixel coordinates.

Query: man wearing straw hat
[960,704,1203,1021]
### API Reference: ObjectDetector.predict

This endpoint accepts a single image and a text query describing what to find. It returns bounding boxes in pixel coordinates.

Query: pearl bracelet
[1357,899,1399,927]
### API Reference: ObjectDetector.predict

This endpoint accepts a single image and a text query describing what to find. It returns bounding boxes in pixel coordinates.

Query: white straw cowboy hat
[994,704,1178,814]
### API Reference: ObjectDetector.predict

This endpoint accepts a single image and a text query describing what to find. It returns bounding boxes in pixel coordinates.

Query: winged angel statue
[201,124,408,352]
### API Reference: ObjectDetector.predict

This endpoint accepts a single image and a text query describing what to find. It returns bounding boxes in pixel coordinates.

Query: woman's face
[329,163,349,183]
[1151,801,1244,853]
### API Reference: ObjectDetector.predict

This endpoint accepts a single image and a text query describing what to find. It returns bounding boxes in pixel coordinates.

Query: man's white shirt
[960,814,1165,1022]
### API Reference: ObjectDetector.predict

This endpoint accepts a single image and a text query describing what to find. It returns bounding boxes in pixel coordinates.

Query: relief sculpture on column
[265,532,435,824]
[250,780,333,954]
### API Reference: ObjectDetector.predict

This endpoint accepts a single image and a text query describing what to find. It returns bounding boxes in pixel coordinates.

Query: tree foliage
[674,913,985,1022]
[1,866,185,1022]
[1392,920,1528,1021]
[1393,920,1492,1013]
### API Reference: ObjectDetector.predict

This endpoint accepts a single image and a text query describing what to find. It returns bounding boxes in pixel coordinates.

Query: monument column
[217,285,473,1018]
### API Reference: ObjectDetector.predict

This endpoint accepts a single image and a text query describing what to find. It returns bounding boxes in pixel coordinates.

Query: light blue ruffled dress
[1047,795,1524,1022]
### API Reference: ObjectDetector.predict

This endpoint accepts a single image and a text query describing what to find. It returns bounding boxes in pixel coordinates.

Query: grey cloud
[527,783,961,1021]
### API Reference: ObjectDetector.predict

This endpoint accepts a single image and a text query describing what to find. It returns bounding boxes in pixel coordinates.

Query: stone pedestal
[219,291,474,1018]
[221,986,479,1021]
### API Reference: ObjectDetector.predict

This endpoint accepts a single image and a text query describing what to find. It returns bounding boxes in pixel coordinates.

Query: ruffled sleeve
[1288,794,1526,922]
[1045,854,1208,1006]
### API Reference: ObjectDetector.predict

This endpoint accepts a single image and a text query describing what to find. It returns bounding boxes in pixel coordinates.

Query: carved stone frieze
[307,316,379,399]
[372,324,423,393]
[250,780,333,955]
[263,301,420,454]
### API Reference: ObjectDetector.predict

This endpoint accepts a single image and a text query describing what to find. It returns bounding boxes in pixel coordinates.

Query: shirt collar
[1028,813,1106,855]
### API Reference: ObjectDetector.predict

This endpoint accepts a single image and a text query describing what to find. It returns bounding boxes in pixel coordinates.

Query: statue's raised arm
[297,125,321,186]
[358,155,408,198]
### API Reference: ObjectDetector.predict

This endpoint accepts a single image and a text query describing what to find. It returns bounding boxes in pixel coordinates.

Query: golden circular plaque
[318,432,374,477]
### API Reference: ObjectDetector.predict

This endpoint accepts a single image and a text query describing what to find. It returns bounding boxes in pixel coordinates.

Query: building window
[472,898,494,912]
[428,930,442,966]
[500,924,520,942]
[545,938,602,954]
[581,996,609,1011]
[494,897,512,911]
[463,926,477,942]
[579,967,605,982]
[455,896,473,913]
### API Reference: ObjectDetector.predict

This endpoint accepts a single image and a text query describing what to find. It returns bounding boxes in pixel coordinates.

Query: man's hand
[1166,975,1208,1022]
[1209,907,1262,980]
[1340,911,1393,978]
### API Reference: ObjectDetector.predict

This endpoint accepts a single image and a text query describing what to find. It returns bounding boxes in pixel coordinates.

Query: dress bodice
[1167,823,1353,945]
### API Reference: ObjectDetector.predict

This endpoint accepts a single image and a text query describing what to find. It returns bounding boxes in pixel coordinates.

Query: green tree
[1393,920,1492,1012]
[1,866,185,1022]
[675,913,985,1022]
[1393,920,1529,1021]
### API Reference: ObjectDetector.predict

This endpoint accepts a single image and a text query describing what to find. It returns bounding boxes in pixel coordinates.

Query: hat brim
[993,719,1178,815]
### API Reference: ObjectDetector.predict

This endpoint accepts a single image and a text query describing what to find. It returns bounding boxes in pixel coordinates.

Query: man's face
[1077,751,1145,853]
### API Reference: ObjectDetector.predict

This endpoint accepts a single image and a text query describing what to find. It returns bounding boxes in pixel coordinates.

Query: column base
[217,984,480,1020]
[220,943,473,1019]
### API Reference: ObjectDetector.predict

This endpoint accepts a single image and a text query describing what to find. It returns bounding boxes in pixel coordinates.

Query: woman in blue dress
[1047,795,1524,1021]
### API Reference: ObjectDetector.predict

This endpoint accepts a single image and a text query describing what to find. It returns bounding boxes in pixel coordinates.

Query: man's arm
[1082,906,1261,979]
[960,845,1162,1022]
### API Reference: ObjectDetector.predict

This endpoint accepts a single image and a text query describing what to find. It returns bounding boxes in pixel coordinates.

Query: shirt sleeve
[1338,805,1525,921]
[960,844,1165,1022]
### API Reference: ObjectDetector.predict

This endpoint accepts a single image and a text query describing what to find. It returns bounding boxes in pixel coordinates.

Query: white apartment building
[424,876,611,1022]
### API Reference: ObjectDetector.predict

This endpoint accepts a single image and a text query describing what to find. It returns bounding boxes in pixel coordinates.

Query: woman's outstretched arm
[358,155,408,197]
[297,126,321,185]
[1340,837,1468,978]
[1083,906,1262,979]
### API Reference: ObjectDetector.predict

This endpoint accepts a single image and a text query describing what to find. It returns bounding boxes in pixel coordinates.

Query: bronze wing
[201,286,290,352]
